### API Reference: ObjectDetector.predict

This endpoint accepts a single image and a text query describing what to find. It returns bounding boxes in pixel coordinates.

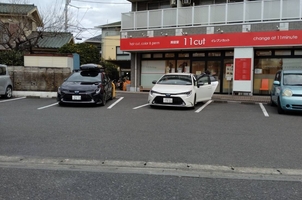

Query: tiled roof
[95,21,121,28]
[29,32,74,49]
[0,3,37,15]
[85,34,102,43]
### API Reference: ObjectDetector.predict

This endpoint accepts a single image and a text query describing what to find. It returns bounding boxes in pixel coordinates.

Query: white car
[148,73,218,108]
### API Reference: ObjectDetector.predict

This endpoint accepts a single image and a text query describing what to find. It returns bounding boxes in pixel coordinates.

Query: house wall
[24,54,74,71]
[102,35,120,60]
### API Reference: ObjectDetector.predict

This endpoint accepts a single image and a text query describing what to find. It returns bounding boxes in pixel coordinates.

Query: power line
[72,0,130,4]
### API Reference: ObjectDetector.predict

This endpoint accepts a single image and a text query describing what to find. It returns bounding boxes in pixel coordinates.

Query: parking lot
[1,92,302,170]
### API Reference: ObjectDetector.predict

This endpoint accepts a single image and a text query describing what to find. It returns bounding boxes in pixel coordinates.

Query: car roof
[164,73,193,76]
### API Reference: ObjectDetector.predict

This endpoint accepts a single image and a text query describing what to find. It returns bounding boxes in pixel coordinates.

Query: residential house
[0,3,43,50]
[95,21,131,79]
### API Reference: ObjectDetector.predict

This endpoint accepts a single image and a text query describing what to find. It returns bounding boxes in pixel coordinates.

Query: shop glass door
[206,60,221,93]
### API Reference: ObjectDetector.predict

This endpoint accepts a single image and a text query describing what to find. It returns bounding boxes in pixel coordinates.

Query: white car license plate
[163,98,173,103]
[72,95,81,100]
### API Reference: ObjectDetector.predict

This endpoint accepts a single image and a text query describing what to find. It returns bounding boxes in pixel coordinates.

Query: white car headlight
[282,88,293,97]
[179,90,192,97]
[150,90,160,96]
[95,88,101,94]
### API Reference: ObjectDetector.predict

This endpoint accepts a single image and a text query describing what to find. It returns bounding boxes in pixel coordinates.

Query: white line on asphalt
[133,104,149,109]
[0,97,26,103]
[37,102,58,110]
[259,103,269,117]
[195,100,213,113]
[107,97,124,109]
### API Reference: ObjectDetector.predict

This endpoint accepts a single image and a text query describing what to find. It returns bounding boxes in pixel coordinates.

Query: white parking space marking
[37,102,58,110]
[133,104,149,109]
[0,97,26,103]
[259,103,269,117]
[107,97,124,109]
[195,100,213,113]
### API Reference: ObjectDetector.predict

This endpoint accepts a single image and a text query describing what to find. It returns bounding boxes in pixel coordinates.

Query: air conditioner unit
[170,0,177,7]
[182,0,191,5]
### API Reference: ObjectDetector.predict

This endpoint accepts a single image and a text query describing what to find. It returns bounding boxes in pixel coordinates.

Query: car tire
[192,95,196,109]
[4,86,12,99]
[101,93,106,106]
[277,98,284,114]
[270,96,276,107]
[109,90,113,100]
[58,101,65,106]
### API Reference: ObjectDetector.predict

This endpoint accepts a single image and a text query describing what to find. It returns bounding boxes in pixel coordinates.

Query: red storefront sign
[234,58,251,81]
[120,30,302,51]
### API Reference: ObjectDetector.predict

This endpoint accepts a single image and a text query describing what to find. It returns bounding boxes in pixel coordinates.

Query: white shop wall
[141,60,165,89]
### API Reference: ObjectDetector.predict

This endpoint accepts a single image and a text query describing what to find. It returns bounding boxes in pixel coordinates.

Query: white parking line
[0,97,26,103]
[195,100,213,113]
[259,103,269,117]
[37,102,58,110]
[107,97,124,109]
[133,104,149,109]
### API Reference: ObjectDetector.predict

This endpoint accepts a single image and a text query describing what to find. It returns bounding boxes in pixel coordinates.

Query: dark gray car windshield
[283,74,302,86]
[157,75,192,85]
[67,71,102,82]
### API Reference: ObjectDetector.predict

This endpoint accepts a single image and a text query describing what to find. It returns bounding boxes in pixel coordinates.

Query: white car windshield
[283,74,302,86]
[157,75,192,85]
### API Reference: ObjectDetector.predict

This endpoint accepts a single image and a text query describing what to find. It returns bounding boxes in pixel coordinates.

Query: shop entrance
[192,59,234,94]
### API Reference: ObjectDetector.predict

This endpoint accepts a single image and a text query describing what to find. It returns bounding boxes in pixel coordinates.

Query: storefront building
[120,0,302,94]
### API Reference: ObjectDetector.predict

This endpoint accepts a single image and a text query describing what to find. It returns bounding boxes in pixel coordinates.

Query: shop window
[253,58,282,94]
[275,50,291,56]
[294,50,302,55]
[142,54,151,58]
[192,52,205,57]
[165,53,175,58]
[165,60,176,73]
[153,53,163,58]
[178,53,189,58]
[256,50,272,56]
[176,60,190,73]
[208,52,221,57]
[225,51,234,56]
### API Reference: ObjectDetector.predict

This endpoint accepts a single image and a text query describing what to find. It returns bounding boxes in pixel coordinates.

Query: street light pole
[64,0,71,32]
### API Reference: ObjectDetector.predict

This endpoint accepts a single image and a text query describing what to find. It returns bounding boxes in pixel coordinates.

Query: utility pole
[64,0,71,32]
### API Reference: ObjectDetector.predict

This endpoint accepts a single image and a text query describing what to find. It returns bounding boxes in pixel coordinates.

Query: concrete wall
[8,66,71,92]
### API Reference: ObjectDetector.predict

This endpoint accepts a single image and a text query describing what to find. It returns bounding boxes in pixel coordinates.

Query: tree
[58,43,100,65]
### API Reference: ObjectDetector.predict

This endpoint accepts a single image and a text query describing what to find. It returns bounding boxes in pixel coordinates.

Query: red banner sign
[234,58,251,81]
[120,30,302,51]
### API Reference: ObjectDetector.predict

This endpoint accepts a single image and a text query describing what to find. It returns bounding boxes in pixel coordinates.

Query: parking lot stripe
[0,97,26,103]
[107,97,124,109]
[133,104,149,109]
[259,103,269,117]
[37,102,58,110]
[195,100,213,113]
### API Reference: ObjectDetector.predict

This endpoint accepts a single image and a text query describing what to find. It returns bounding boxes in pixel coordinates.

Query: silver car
[0,64,13,99]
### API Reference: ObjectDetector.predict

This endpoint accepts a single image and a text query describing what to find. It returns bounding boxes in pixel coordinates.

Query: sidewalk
[12,91,270,104]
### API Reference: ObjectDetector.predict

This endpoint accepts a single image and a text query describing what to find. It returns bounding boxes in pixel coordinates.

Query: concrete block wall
[8,66,71,92]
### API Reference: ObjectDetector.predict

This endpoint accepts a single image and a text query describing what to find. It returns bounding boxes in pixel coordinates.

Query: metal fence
[121,0,302,30]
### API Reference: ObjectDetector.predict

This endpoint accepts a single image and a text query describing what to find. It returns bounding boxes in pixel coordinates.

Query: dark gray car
[0,64,13,99]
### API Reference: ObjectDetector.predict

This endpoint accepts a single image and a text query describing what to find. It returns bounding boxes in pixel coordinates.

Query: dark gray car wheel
[4,86,12,99]
[101,93,106,106]
[277,98,285,114]
[270,96,276,107]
